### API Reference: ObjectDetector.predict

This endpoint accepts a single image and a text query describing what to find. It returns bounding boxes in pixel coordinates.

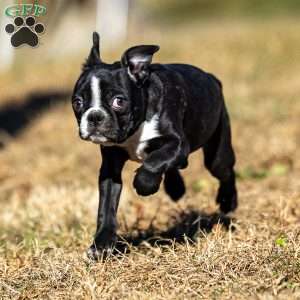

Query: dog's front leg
[133,136,188,196]
[87,146,128,259]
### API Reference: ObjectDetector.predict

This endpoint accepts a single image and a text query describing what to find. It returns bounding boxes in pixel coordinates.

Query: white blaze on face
[91,76,101,108]
[79,76,108,141]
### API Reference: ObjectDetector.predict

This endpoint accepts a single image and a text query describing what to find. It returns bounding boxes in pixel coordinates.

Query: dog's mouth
[79,129,120,145]
[80,132,109,143]
[89,134,108,143]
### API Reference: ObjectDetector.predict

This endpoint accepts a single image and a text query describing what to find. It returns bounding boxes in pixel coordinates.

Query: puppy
[72,32,237,258]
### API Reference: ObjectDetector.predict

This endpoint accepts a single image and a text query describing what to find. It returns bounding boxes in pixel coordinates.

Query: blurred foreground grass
[0,18,300,299]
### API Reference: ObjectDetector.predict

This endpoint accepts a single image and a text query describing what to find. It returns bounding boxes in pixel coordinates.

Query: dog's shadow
[115,210,235,254]
[0,90,70,148]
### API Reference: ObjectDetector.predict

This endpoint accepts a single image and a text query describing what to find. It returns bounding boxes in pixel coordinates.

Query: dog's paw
[86,230,117,261]
[86,243,114,261]
[217,182,238,214]
[133,167,162,196]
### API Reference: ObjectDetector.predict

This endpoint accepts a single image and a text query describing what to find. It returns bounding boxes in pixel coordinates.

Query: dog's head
[72,32,159,144]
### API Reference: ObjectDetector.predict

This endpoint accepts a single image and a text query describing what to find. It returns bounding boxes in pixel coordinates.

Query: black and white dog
[72,32,237,258]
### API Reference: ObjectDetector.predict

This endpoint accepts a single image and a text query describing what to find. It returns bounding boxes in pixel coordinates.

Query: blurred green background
[1,0,299,80]
[143,0,300,20]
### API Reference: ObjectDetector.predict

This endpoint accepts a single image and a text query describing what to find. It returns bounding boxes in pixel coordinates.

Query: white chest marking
[120,114,161,162]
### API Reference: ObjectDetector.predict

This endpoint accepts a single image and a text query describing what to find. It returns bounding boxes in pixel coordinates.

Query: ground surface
[0,18,300,299]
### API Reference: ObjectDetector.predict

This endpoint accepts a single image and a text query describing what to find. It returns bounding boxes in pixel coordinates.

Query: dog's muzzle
[79,109,109,141]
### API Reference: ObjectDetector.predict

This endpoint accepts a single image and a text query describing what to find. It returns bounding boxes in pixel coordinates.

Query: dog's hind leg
[164,168,186,201]
[203,106,237,213]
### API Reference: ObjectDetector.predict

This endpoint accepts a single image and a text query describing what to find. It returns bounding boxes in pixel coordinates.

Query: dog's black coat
[72,33,237,258]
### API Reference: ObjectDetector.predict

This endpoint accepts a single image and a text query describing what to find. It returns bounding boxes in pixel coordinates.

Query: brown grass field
[0,18,300,299]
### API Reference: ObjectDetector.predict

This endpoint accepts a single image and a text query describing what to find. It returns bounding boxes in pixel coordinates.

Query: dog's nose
[87,111,104,125]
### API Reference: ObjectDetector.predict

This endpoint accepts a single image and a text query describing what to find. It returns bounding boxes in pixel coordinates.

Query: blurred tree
[96,0,129,48]
[39,0,129,49]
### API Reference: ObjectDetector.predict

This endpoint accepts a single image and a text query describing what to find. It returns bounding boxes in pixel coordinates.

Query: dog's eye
[72,97,83,111]
[112,97,125,111]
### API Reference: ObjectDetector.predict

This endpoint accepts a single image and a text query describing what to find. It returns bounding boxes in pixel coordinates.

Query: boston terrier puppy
[72,32,237,259]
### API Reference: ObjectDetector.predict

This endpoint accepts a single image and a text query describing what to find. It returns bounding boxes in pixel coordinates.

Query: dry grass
[0,18,300,299]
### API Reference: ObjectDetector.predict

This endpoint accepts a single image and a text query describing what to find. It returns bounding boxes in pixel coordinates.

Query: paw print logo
[5,16,45,48]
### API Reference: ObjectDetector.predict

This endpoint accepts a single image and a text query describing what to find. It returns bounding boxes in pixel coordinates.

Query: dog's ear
[121,45,159,86]
[83,32,101,69]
